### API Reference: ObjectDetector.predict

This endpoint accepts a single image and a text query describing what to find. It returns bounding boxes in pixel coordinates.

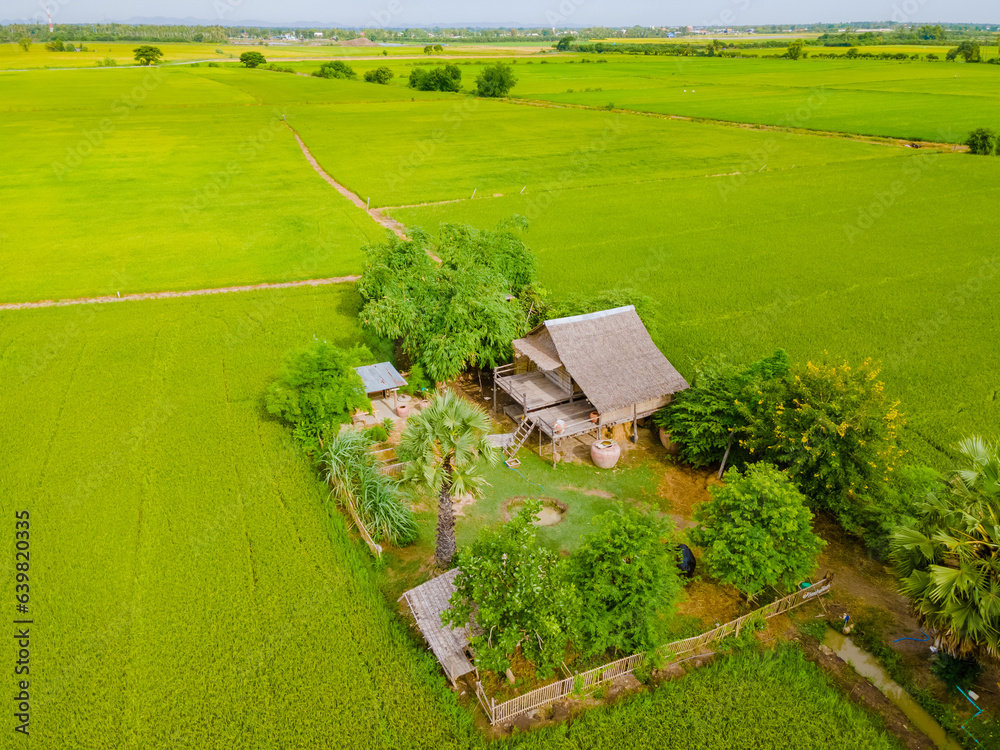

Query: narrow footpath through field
[0,275,359,311]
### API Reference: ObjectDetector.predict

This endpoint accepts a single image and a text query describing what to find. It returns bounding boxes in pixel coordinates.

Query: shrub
[966,127,998,156]
[408,64,461,92]
[475,62,518,97]
[572,505,683,656]
[263,341,372,451]
[239,51,266,68]
[692,463,825,601]
[400,362,433,397]
[96,57,117,67]
[364,424,389,443]
[207,61,220,67]
[442,499,578,677]
[313,60,356,79]
[745,358,906,538]
[652,350,790,468]
[318,429,417,545]
[363,65,394,84]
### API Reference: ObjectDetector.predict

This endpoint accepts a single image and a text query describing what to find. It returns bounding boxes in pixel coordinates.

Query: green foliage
[930,652,982,690]
[692,463,825,601]
[17,37,31,52]
[442,499,579,677]
[364,65,395,84]
[357,222,536,383]
[966,127,998,156]
[318,429,417,546]
[95,56,117,67]
[785,39,807,60]
[263,340,372,451]
[400,390,499,566]
[381,417,395,437]
[408,65,461,92]
[744,358,907,538]
[891,436,1000,658]
[652,350,790,468]
[239,50,266,68]
[365,424,389,443]
[556,35,574,51]
[314,60,357,79]
[400,363,433,397]
[572,505,683,656]
[475,61,518,97]
[45,38,65,51]
[132,45,163,65]
[948,41,981,62]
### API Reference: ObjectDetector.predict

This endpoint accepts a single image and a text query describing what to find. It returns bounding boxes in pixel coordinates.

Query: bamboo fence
[477,574,833,725]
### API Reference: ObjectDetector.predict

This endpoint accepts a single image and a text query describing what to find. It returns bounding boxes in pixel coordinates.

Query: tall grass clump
[319,429,418,546]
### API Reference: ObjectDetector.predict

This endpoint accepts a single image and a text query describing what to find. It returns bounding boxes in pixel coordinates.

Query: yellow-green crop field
[1,45,996,747]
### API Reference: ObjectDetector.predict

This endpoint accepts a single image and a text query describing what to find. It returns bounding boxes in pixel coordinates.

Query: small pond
[503,497,567,527]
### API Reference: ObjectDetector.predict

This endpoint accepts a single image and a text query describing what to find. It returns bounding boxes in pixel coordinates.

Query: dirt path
[285,124,409,240]
[0,276,359,312]
[509,97,967,151]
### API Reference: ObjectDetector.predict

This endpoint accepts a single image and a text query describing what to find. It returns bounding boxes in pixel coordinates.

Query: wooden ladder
[503,417,536,467]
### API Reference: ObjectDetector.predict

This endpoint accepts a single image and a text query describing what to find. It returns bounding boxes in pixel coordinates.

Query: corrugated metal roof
[354,362,407,394]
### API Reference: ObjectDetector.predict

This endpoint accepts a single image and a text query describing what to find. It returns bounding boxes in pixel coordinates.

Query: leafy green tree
[239,50,266,68]
[45,38,65,52]
[845,47,860,59]
[949,41,981,62]
[744,358,906,538]
[653,350,791,468]
[966,128,998,156]
[433,44,444,53]
[475,61,518,97]
[133,45,163,65]
[786,39,807,60]
[423,44,434,54]
[363,65,394,84]
[357,221,535,382]
[892,437,1000,658]
[443,499,578,676]
[572,505,683,656]
[399,390,499,567]
[313,60,356,79]
[692,464,825,601]
[263,341,372,450]
[408,64,461,92]
[17,37,31,52]
[556,35,574,51]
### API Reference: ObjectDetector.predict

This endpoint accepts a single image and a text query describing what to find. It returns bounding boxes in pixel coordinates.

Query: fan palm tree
[399,390,500,567]
[891,436,1000,658]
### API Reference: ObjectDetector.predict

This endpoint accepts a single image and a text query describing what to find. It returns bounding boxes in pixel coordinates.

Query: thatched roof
[513,306,688,414]
[399,569,475,683]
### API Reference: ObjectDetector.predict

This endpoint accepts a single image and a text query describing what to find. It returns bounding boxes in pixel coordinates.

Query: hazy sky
[7,0,997,27]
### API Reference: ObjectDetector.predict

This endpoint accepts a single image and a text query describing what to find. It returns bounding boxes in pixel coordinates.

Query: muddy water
[823,629,963,750]
[507,501,564,526]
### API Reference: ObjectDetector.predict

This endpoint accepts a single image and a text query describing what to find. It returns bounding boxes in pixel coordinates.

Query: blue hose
[956,686,983,745]
[892,630,929,644]
[504,461,546,493]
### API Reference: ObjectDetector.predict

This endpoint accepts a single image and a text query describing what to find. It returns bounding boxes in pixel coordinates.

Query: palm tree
[891,436,1000,658]
[399,390,499,567]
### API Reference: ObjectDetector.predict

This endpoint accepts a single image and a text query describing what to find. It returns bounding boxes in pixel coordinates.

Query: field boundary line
[0,276,360,311]
[285,124,410,240]
[507,97,966,151]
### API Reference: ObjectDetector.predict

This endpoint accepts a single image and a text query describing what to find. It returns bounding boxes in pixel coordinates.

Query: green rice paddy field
[0,288,900,749]
[1,52,997,747]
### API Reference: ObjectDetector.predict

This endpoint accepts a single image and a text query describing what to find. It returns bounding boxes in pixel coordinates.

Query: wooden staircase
[503,416,536,468]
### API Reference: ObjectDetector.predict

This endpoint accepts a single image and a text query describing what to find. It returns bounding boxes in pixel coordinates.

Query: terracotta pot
[589,411,599,424]
[396,403,410,418]
[659,427,681,455]
[554,419,565,434]
[591,439,621,469]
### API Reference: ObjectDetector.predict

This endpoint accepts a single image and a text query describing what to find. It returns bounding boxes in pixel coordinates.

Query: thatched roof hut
[521,306,688,414]
[399,569,475,685]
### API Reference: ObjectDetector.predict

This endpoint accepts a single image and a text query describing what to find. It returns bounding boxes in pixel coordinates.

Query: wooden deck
[530,401,598,439]
[495,369,572,413]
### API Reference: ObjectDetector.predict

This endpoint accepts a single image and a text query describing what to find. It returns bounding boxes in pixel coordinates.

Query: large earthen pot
[659,427,681,455]
[591,439,621,469]
[396,403,410,418]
